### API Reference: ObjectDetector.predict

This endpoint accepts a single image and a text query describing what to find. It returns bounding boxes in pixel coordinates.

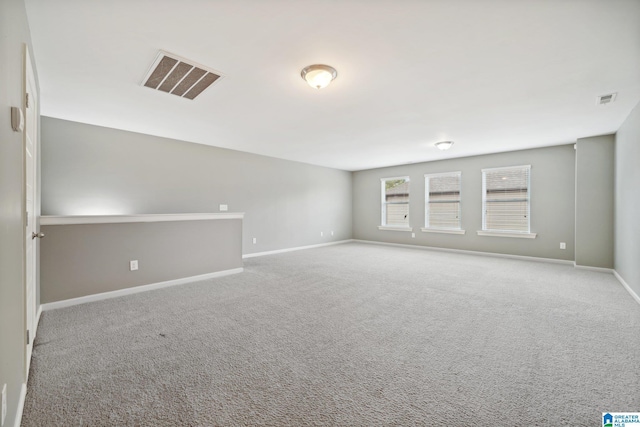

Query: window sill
[378,226,413,232]
[421,228,466,235]
[476,231,537,239]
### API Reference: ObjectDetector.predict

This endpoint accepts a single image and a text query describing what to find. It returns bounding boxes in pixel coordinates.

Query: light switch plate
[11,107,24,132]
[130,260,138,271]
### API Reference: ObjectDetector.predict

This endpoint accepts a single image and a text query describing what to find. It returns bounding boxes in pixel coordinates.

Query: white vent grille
[142,51,223,100]
[597,93,617,106]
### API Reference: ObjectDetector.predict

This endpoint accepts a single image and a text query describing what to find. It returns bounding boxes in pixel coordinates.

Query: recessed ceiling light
[434,141,454,150]
[301,64,337,89]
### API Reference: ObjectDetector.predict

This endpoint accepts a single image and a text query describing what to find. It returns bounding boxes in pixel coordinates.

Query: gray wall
[575,135,615,268]
[41,117,353,255]
[353,145,576,260]
[41,219,243,303]
[615,102,640,297]
[0,0,36,425]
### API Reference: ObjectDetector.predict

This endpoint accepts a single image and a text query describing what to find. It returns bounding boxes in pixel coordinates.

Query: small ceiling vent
[597,93,617,106]
[142,51,223,100]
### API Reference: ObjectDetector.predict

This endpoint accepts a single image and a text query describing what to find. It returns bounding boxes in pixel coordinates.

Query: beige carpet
[22,243,640,426]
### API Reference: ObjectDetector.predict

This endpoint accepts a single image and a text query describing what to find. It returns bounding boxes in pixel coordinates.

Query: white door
[24,46,39,376]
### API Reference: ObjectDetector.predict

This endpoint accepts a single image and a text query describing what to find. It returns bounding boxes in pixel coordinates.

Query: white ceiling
[25,0,640,171]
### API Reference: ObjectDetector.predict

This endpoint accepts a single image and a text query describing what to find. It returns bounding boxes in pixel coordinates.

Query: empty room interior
[1,0,639,425]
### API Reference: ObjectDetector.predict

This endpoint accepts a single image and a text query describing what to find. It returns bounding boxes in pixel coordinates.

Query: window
[481,165,531,234]
[424,172,462,232]
[380,177,410,228]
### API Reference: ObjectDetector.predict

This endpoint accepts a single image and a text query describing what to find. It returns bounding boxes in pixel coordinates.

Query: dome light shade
[301,64,337,89]
[435,141,454,150]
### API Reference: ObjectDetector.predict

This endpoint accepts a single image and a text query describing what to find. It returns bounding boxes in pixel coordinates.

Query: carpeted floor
[22,242,640,426]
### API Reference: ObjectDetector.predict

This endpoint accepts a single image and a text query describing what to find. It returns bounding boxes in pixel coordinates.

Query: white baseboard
[573,263,613,273]
[34,304,42,338]
[352,239,575,266]
[14,383,26,427]
[614,270,640,306]
[243,239,353,259]
[41,268,244,311]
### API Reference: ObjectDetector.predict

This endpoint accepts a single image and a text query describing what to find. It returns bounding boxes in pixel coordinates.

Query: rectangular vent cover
[142,51,223,100]
[597,93,617,106]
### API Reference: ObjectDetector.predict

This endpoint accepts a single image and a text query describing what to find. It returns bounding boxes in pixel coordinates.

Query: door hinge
[27,329,30,345]
[26,93,30,108]
[26,211,29,227]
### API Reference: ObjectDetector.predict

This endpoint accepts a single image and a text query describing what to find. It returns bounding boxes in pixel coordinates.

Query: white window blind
[425,172,461,230]
[381,177,410,227]
[482,166,530,233]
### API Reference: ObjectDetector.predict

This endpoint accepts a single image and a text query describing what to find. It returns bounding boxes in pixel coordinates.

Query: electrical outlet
[130,260,138,271]
[320,231,324,237]
[219,204,228,212]
[560,242,566,250]
[2,383,7,427]
[331,231,334,236]
[411,233,416,238]
[252,237,257,244]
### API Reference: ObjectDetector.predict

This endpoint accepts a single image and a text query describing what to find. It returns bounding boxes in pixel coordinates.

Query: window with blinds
[381,177,410,227]
[482,165,531,233]
[425,172,461,230]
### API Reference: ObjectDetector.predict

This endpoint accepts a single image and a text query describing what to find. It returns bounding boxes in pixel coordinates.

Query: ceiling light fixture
[435,141,454,150]
[301,64,337,89]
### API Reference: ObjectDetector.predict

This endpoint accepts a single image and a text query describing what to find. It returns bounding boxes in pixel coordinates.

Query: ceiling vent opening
[142,51,224,100]
[597,93,617,106]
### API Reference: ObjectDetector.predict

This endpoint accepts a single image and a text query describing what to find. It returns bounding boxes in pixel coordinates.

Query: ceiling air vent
[597,93,617,106]
[142,51,223,100]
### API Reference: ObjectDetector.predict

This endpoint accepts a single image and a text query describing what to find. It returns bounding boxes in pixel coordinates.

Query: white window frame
[379,176,412,231]
[478,165,536,239]
[422,171,465,235]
